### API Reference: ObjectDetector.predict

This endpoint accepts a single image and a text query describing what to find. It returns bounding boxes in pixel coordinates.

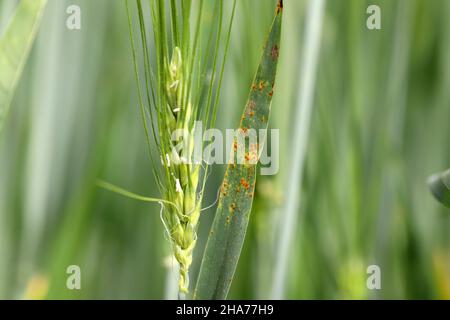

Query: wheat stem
[120,0,236,296]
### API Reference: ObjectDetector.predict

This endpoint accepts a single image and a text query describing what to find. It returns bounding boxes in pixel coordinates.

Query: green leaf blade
[428,169,450,209]
[0,0,47,132]
[194,2,283,300]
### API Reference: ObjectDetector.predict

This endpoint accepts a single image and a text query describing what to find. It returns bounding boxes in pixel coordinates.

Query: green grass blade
[0,0,47,132]
[428,169,450,209]
[194,1,283,300]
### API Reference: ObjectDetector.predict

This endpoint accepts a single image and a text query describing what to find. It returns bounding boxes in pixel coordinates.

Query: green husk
[194,1,283,300]
[0,0,47,132]
[428,169,450,208]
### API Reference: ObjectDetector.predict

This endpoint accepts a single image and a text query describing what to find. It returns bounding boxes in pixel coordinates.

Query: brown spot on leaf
[271,45,279,60]
[259,81,266,91]
[220,181,229,197]
[276,0,283,14]
[240,178,250,191]
[247,100,256,117]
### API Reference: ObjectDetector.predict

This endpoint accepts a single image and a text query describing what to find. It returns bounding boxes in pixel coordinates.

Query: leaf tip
[276,0,283,14]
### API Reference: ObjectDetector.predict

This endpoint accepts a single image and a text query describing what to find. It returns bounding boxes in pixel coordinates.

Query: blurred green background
[0,0,449,299]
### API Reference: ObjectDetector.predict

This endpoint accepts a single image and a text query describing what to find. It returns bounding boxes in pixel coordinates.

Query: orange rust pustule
[233,139,238,151]
[259,81,266,91]
[240,178,250,191]
[220,182,229,197]
[271,45,280,60]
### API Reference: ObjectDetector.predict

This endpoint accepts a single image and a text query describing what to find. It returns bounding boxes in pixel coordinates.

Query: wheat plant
[100,0,285,299]
[100,0,236,296]
[3,0,450,301]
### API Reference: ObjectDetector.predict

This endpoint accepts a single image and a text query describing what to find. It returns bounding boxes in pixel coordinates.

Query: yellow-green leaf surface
[194,1,283,300]
[428,169,450,209]
[0,0,47,132]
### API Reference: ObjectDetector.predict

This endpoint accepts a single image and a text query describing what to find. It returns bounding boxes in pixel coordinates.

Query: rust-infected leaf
[194,2,283,300]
